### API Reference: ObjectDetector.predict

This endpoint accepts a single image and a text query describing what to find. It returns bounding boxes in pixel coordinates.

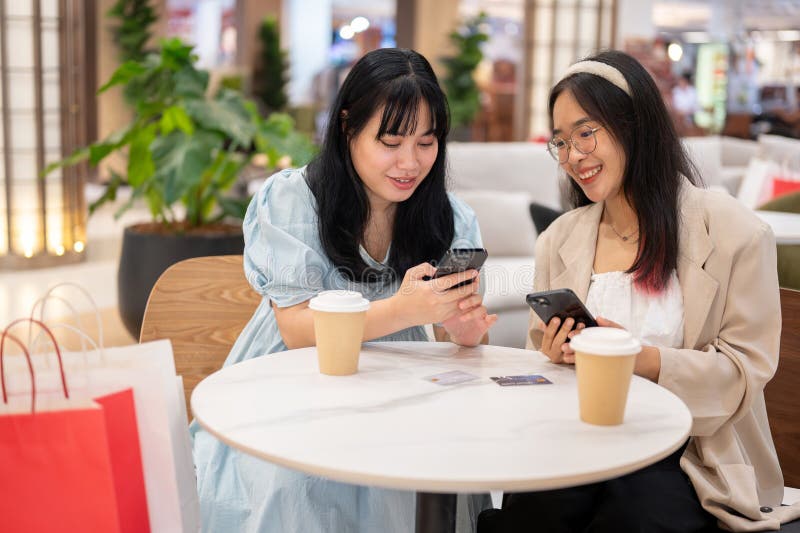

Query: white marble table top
[756,210,800,245]
[191,342,692,493]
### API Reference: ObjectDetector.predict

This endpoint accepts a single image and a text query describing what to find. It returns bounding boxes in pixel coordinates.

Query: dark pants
[479,442,719,533]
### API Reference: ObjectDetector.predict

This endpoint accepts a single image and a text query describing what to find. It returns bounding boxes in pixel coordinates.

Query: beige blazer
[527,183,800,531]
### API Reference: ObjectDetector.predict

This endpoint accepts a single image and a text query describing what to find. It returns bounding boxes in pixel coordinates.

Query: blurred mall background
[98,0,800,145]
[1,0,800,347]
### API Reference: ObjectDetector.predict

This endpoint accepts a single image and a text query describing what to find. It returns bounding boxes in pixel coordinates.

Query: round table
[192,342,692,532]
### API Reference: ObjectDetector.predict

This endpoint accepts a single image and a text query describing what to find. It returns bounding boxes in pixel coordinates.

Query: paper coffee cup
[308,290,370,376]
[570,327,642,426]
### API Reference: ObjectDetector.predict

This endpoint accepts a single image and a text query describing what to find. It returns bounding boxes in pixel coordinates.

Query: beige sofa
[448,142,560,348]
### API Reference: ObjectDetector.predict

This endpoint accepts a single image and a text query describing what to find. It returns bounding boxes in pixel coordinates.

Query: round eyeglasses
[546,125,603,163]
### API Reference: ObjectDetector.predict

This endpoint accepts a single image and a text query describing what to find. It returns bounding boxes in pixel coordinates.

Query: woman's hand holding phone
[391,262,480,327]
[527,289,596,363]
[540,317,586,363]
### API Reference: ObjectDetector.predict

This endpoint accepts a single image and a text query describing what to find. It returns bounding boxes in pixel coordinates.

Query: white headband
[560,60,631,96]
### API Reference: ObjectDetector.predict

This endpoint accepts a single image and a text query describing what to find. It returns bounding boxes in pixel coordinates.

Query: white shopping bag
[174,375,201,533]
[738,157,779,209]
[4,337,199,532]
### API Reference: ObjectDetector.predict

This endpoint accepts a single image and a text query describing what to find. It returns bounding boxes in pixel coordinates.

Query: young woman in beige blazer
[479,51,800,532]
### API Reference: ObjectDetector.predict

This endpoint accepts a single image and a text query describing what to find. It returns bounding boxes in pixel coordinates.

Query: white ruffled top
[585,270,685,349]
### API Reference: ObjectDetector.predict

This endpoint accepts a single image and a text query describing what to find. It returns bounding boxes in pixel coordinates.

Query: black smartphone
[526,288,598,329]
[429,248,488,288]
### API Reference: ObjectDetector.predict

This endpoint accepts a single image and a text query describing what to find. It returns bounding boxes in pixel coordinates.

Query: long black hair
[305,48,453,282]
[549,50,702,292]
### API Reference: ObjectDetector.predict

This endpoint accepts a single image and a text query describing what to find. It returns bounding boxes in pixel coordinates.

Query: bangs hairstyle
[548,50,701,293]
[306,48,453,282]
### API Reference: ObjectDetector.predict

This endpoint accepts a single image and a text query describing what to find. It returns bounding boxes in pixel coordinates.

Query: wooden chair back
[765,287,800,488]
[140,255,260,420]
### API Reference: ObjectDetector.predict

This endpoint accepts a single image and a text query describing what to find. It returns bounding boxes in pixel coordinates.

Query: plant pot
[118,223,245,339]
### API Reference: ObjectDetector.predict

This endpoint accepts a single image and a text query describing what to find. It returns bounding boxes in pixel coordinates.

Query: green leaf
[43,147,89,176]
[98,61,147,93]
[88,171,123,216]
[206,151,246,191]
[144,183,165,220]
[174,66,208,98]
[88,124,135,165]
[216,194,251,221]
[89,143,118,166]
[127,123,156,186]
[256,112,317,167]
[150,130,222,206]
[159,38,196,70]
[135,99,167,119]
[199,189,218,220]
[185,95,255,146]
[160,105,194,135]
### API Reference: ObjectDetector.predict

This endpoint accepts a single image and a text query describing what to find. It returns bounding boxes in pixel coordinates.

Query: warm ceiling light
[339,25,355,40]
[350,16,370,33]
[668,42,684,61]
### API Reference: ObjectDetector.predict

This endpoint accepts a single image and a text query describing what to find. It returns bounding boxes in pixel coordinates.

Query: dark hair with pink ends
[549,50,702,293]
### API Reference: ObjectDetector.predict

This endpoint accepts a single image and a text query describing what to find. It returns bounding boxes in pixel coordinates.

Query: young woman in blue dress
[192,48,497,532]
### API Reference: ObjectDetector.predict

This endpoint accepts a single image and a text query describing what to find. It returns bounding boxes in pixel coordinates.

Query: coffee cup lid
[309,290,370,313]
[570,327,641,356]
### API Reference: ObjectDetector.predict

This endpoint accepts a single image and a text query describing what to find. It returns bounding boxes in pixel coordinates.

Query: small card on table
[490,374,552,387]
[424,370,479,386]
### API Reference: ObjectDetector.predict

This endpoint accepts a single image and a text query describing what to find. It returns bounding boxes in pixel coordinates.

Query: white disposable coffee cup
[308,290,370,376]
[570,327,642,425]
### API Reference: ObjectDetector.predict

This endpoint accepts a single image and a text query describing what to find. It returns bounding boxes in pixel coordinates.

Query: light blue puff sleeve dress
[191,167,491,533]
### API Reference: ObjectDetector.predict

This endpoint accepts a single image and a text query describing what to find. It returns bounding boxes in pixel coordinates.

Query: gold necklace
[609,223,638,242]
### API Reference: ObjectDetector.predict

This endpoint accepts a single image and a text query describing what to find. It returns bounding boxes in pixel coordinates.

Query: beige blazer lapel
[552,202,603,301]
[677,187,719,348]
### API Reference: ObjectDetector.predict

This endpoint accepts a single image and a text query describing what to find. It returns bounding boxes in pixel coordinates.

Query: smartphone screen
[432,248,488,278]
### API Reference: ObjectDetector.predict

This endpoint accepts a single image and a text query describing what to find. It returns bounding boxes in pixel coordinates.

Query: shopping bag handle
[43,324,101,354]
[28,319,106,368]
[41,323,105,368]
[0,331,37,413]
[30,282,104,353]
[1,318,69,403]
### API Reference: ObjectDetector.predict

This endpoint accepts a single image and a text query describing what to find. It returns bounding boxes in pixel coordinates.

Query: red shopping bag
[0,322,121,533]
[21,291,188,532]
[96,389,151,533]
[3,318,151,533]
[772,176,800,199]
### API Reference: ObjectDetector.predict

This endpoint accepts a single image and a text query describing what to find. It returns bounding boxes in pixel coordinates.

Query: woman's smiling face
[349,102,438,210]
[551,89,627,204]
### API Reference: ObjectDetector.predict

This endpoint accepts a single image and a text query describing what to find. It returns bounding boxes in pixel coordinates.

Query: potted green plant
[46,38,316,337]
[441,12,489,140]
[106,0,157,106]
[252,16,289,114]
